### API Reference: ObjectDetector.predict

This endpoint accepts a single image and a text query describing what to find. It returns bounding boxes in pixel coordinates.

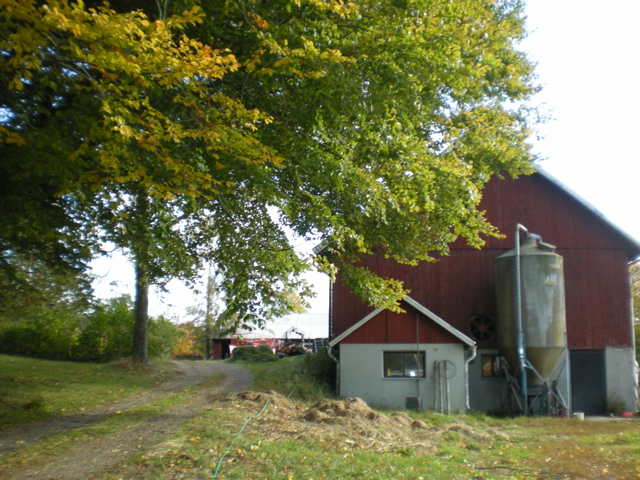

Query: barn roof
[534,167,640,257]
[328,296,476,348]
[314,167,640,259]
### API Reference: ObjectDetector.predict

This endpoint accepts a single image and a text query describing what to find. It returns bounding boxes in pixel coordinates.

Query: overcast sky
[92,0,640,318]
[522,0,640,241]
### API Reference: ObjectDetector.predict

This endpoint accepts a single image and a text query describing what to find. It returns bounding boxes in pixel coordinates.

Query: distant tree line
[0,293,182,362]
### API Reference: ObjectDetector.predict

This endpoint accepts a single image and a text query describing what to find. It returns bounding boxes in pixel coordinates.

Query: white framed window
[384,351,425,378]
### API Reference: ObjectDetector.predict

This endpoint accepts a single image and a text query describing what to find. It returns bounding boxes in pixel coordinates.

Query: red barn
[328,169,640,415]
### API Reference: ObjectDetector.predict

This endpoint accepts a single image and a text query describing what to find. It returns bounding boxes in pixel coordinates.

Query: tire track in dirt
[0,360,253,480]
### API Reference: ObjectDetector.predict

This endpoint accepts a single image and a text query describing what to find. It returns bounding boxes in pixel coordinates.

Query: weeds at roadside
[241,350,336,403]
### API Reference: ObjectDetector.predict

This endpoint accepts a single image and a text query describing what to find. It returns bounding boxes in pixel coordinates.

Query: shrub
[605,396,626,416]
[74,296,134,362]
[149,317,183,359]
[0,307,82,360]
[301,347,337,392]
[229,345,279,363]
[0,295,183,362]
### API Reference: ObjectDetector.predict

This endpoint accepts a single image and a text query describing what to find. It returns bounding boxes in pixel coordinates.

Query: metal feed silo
[494,232,567,388]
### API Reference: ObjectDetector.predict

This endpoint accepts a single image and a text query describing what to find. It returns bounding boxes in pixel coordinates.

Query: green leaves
[1,0,542,328]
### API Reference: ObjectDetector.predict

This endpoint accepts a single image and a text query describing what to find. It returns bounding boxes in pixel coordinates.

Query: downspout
[416,311,421,408]
[515,224,528,415]
[464,345,477,411]
[515,224,542,415]
[327,345,340,396]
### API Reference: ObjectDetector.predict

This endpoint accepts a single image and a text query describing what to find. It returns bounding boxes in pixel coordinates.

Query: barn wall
[562,249,633,349]
[330,173,636,350]
[331,249,499,344]
[338,343,468,411]
[473,173,639,252]
[467,349,502,412]
[604,348,639,411]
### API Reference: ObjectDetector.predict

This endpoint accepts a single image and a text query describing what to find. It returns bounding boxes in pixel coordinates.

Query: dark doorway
[570,349,606,415]
[212,339,231,360]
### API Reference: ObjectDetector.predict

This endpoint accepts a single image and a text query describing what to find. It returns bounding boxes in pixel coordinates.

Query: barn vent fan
[470,315,495,341]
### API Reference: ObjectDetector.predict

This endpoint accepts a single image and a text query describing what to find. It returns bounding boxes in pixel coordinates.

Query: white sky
[92,0,640,318]
[522,0,640,242]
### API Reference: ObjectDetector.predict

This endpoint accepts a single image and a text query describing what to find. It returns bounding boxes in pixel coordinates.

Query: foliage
[0,307,84,360]
[244,351,336,401]
[171,321,203,358]
[1,0,541,361]
[301,347,337,392]
[148,316,185,359]
[167,0,541,311]
[605,395,626,417]
[0,296,182,362]
[74,296,135,362]
[0,253,93,328]
[228,344,279,363]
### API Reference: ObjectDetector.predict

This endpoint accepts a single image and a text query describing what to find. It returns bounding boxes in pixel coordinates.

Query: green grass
[105,358,640,480]
[0,354,176,430]
[240,353,336,403]
[3,353,640,480]
[102,402,640,480]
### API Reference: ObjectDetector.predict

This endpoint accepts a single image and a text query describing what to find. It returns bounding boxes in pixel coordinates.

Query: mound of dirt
[430,421,497,444]
[233,390,295,411]
[389,412,429,430]
[215,392,501,457]
[303,397,384,425]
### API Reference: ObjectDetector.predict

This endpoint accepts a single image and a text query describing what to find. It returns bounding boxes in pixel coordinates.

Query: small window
[481,355,500,377]
[384,351,425,378]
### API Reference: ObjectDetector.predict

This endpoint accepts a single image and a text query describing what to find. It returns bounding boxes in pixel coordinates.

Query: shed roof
[328,296,476,348]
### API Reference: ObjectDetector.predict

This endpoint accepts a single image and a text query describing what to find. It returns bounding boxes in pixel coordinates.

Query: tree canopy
[1,0,540,362]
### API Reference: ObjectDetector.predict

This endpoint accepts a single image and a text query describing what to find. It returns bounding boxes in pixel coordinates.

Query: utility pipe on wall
[464,346,477,411]
[515,224,542,415]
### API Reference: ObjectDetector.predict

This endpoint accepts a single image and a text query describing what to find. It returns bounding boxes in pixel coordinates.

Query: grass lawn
[1,354,640,479]
[0,354,176,430]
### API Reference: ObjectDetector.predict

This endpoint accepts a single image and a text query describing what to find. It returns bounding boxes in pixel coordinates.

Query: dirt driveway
[0,360,253,480]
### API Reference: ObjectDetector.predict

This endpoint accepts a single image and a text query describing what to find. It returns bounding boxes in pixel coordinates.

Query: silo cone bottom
[525,346,564,387]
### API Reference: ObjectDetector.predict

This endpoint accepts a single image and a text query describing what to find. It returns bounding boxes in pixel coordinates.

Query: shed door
[570,350,606,415]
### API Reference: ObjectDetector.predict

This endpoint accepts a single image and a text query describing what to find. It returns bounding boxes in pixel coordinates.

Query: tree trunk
[131,192,151,365]
[131,261,150,364]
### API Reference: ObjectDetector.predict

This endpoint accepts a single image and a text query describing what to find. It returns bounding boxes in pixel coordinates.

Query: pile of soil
[217,391,502,456]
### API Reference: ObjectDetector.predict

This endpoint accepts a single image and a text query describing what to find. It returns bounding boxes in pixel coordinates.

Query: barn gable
[329,296,475,347]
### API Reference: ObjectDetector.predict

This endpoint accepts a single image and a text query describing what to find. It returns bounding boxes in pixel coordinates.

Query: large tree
[167,0,540,306]
[1,0,540,363]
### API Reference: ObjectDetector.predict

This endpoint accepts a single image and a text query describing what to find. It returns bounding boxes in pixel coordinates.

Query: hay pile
[215,391,501,456]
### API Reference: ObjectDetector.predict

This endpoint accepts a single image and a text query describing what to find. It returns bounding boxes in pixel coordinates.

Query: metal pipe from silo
[495,230,567,388]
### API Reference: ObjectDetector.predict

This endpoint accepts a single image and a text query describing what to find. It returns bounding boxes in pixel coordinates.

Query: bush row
[0,296,182,362]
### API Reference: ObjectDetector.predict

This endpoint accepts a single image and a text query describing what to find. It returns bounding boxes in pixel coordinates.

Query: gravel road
[0,360,253,480]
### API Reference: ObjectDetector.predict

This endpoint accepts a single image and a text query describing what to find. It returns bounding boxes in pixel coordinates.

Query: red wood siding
[562,249,633,349]
[332,249,498,344]
[340,304,462,344]
[330,173,638,350]
[468,173,639,252]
